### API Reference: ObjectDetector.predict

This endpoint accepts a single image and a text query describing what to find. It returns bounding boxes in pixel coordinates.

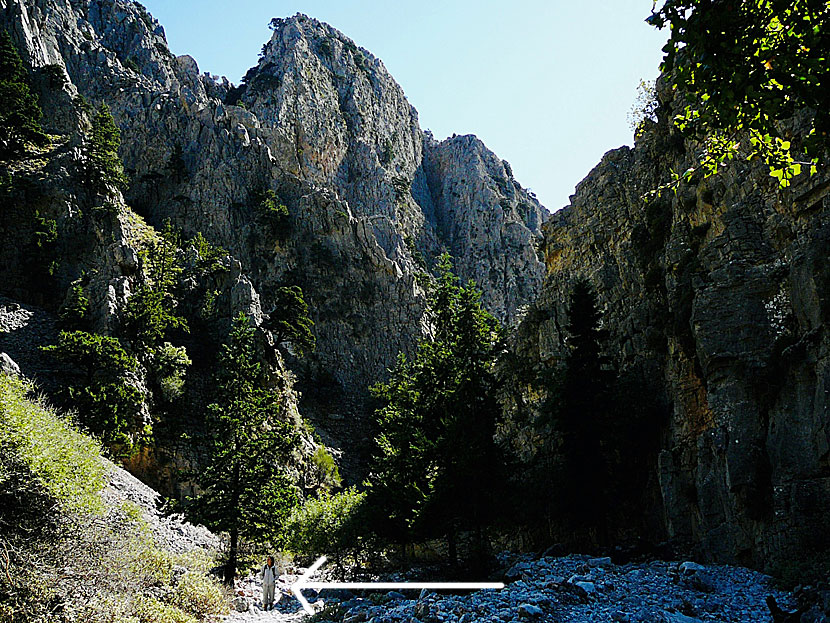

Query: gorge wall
[2,0,828,572]
[506,86,830,568]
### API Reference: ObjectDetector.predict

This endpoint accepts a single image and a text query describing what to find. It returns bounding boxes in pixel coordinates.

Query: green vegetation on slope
[0,373,108,514]
[0,29,46,156]
[0,373,228,623]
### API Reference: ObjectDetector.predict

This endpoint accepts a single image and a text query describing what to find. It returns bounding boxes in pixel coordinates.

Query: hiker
[261,555,278,610]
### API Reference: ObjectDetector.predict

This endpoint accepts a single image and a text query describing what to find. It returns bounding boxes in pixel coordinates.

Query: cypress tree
[543,278,615,544]
[368,254,505,565]
[0,29,46,156]
[188,313,299,583]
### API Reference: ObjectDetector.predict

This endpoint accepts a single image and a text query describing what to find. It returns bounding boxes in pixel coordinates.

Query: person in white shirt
[261,556,278,610]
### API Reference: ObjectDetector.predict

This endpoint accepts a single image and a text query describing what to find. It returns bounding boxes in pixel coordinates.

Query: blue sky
[139,1,667,212]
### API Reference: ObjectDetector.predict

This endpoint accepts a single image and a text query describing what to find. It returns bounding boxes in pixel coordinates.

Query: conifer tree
[541,279,615,543]
[265,285,315,356]
[84,102,128,190]
[189,313,299,583]
[368,254,505,564]
[0,29,46,156]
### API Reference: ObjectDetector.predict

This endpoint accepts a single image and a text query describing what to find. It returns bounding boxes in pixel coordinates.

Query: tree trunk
[225,524,239,585]
[225,460,241,585]
[447,527,457,568]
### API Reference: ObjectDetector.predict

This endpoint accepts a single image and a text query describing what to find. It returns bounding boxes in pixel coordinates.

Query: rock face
[506,86,830,567]
[0,1,547,400]
[0,0,547,487]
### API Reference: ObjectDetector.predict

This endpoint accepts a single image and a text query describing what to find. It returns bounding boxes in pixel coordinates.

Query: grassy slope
[0,372,229,623]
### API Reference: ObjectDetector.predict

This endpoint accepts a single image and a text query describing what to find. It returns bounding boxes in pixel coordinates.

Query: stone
[678,562,706,575]
[574,581,597,595]
[232,596,249,612]
[588,556,613,568]
[0,353,20,376]
[517,603,543,618]
[661,612,703,623]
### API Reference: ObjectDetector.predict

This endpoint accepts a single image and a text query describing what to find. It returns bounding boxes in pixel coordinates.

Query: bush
[152,342,191,402]
[130,596,196,623]
[185,231,227,275]
[169,572,228,620]
[123,56,140,73]
[310,445,341,490]
[309,603,345,623]
[39,63,67,89]
[60,275,90,329]
[252,188,289,234]
[264,285,315,356]
[285,488,368,570]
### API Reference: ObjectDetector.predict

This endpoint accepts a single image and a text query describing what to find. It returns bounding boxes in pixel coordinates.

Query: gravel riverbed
[224,553,814,623]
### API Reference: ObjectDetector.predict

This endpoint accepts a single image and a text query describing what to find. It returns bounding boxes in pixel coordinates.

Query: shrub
[60,275,90,329]
[310,445,341,490]
[123,56,140,73]
[130,595,196,623]
[252,187,289,234]
[153,342,191,402]
[626,78,658,138]
[309,603,345,623]
[285,488,368,570]
[167,143,187,182]
[185,231,227,275]
[169,572,228,620]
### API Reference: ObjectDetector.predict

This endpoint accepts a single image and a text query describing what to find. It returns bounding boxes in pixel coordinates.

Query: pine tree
[542,278,615,544]
[0,29,46,156]
[124,220,187,351]
[367,254,505,565]
[188,313,299,583]
[264,285,315,355]
[84,102,128,191]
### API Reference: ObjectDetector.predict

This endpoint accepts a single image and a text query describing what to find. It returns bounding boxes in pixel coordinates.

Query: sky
[139,1,668,213]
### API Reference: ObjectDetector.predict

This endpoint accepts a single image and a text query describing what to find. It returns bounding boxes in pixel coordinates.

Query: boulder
[0,353,20,376]
[518,603,543,618]
[232,596,249,612]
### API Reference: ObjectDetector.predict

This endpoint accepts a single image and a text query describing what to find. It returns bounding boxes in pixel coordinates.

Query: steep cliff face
[0,0,548,490]
[508,91,830,566]
[0,1,546,402]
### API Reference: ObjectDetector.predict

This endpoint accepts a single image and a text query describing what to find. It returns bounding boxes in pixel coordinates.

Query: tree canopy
[367,254,505,564]
[0,29,46,156]
[649,0,830,188]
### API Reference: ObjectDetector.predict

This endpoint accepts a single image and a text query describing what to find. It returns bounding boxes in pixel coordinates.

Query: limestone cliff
[506,85,830,567]
[0,1,546,397]
[0,0,547,486]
